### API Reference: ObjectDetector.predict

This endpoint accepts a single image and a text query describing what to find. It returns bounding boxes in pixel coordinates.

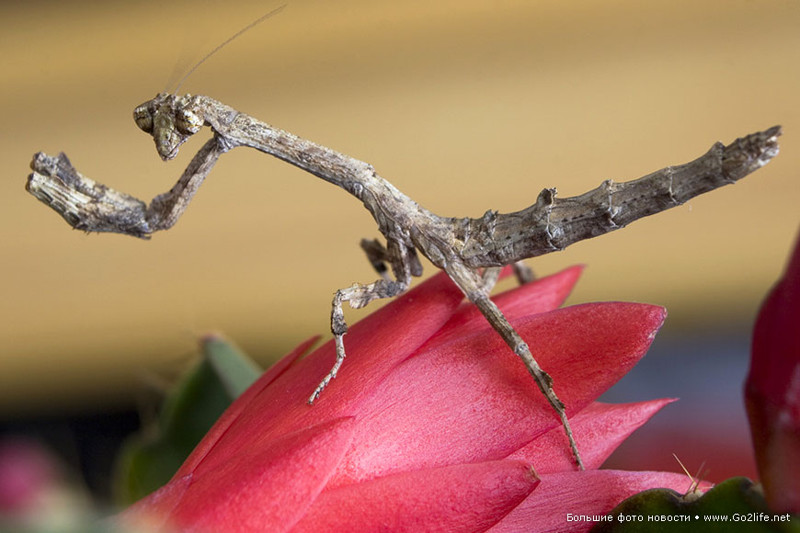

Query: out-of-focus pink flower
[746,228,800,514]
[123,266,700,532]
[0,438,58,514]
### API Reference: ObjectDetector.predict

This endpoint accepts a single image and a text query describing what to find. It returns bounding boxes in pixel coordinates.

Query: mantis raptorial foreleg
[26,90,781,469]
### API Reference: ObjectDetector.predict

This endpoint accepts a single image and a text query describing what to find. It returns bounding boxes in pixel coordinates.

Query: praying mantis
[24,9,781,470]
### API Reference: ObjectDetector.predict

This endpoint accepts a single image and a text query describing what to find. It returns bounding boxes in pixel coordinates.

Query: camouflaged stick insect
[24,11,782,471]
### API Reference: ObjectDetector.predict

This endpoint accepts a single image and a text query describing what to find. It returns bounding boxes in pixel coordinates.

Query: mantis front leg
[26,138,227,239]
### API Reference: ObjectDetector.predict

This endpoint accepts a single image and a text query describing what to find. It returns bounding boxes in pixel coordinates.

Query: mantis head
[133,93,204,161]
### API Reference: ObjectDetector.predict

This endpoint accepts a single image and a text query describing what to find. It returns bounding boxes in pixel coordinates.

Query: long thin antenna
[173,4,288,94]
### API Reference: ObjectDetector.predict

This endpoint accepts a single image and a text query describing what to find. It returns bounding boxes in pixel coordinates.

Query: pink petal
[328,302,666,486]
[428,266,583,349]
[488,470,710,533]
[117,474,192,531]
[186,271,464,479]
[506,399,676,472]
[746,227,800,513]
[167,417,355,533]
[533,303,667,409]
[748,228,800,400]
[0,438,58,513]
[291,460,539,533]
[178,335,319,476]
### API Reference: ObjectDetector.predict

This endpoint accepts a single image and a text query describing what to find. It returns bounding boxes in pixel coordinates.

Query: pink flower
[122,266,700,532]
[746,228,800,514]
[0,438,58,514]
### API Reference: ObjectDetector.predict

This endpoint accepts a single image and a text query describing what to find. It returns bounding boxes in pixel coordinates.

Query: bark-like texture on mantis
[26,92,781,469]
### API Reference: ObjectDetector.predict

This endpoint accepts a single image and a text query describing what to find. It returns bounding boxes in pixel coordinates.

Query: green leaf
[113,335,262,506]
[202,334,262,398]
[592,477,800,533]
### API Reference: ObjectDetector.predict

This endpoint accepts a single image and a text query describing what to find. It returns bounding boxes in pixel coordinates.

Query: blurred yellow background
[2,0,799,415]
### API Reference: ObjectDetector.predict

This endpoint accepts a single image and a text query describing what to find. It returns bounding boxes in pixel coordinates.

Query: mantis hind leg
[445,262,584,470]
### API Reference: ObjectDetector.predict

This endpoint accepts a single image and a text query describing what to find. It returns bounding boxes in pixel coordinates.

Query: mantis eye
[133,105,153,133]
[176,108,202,134]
